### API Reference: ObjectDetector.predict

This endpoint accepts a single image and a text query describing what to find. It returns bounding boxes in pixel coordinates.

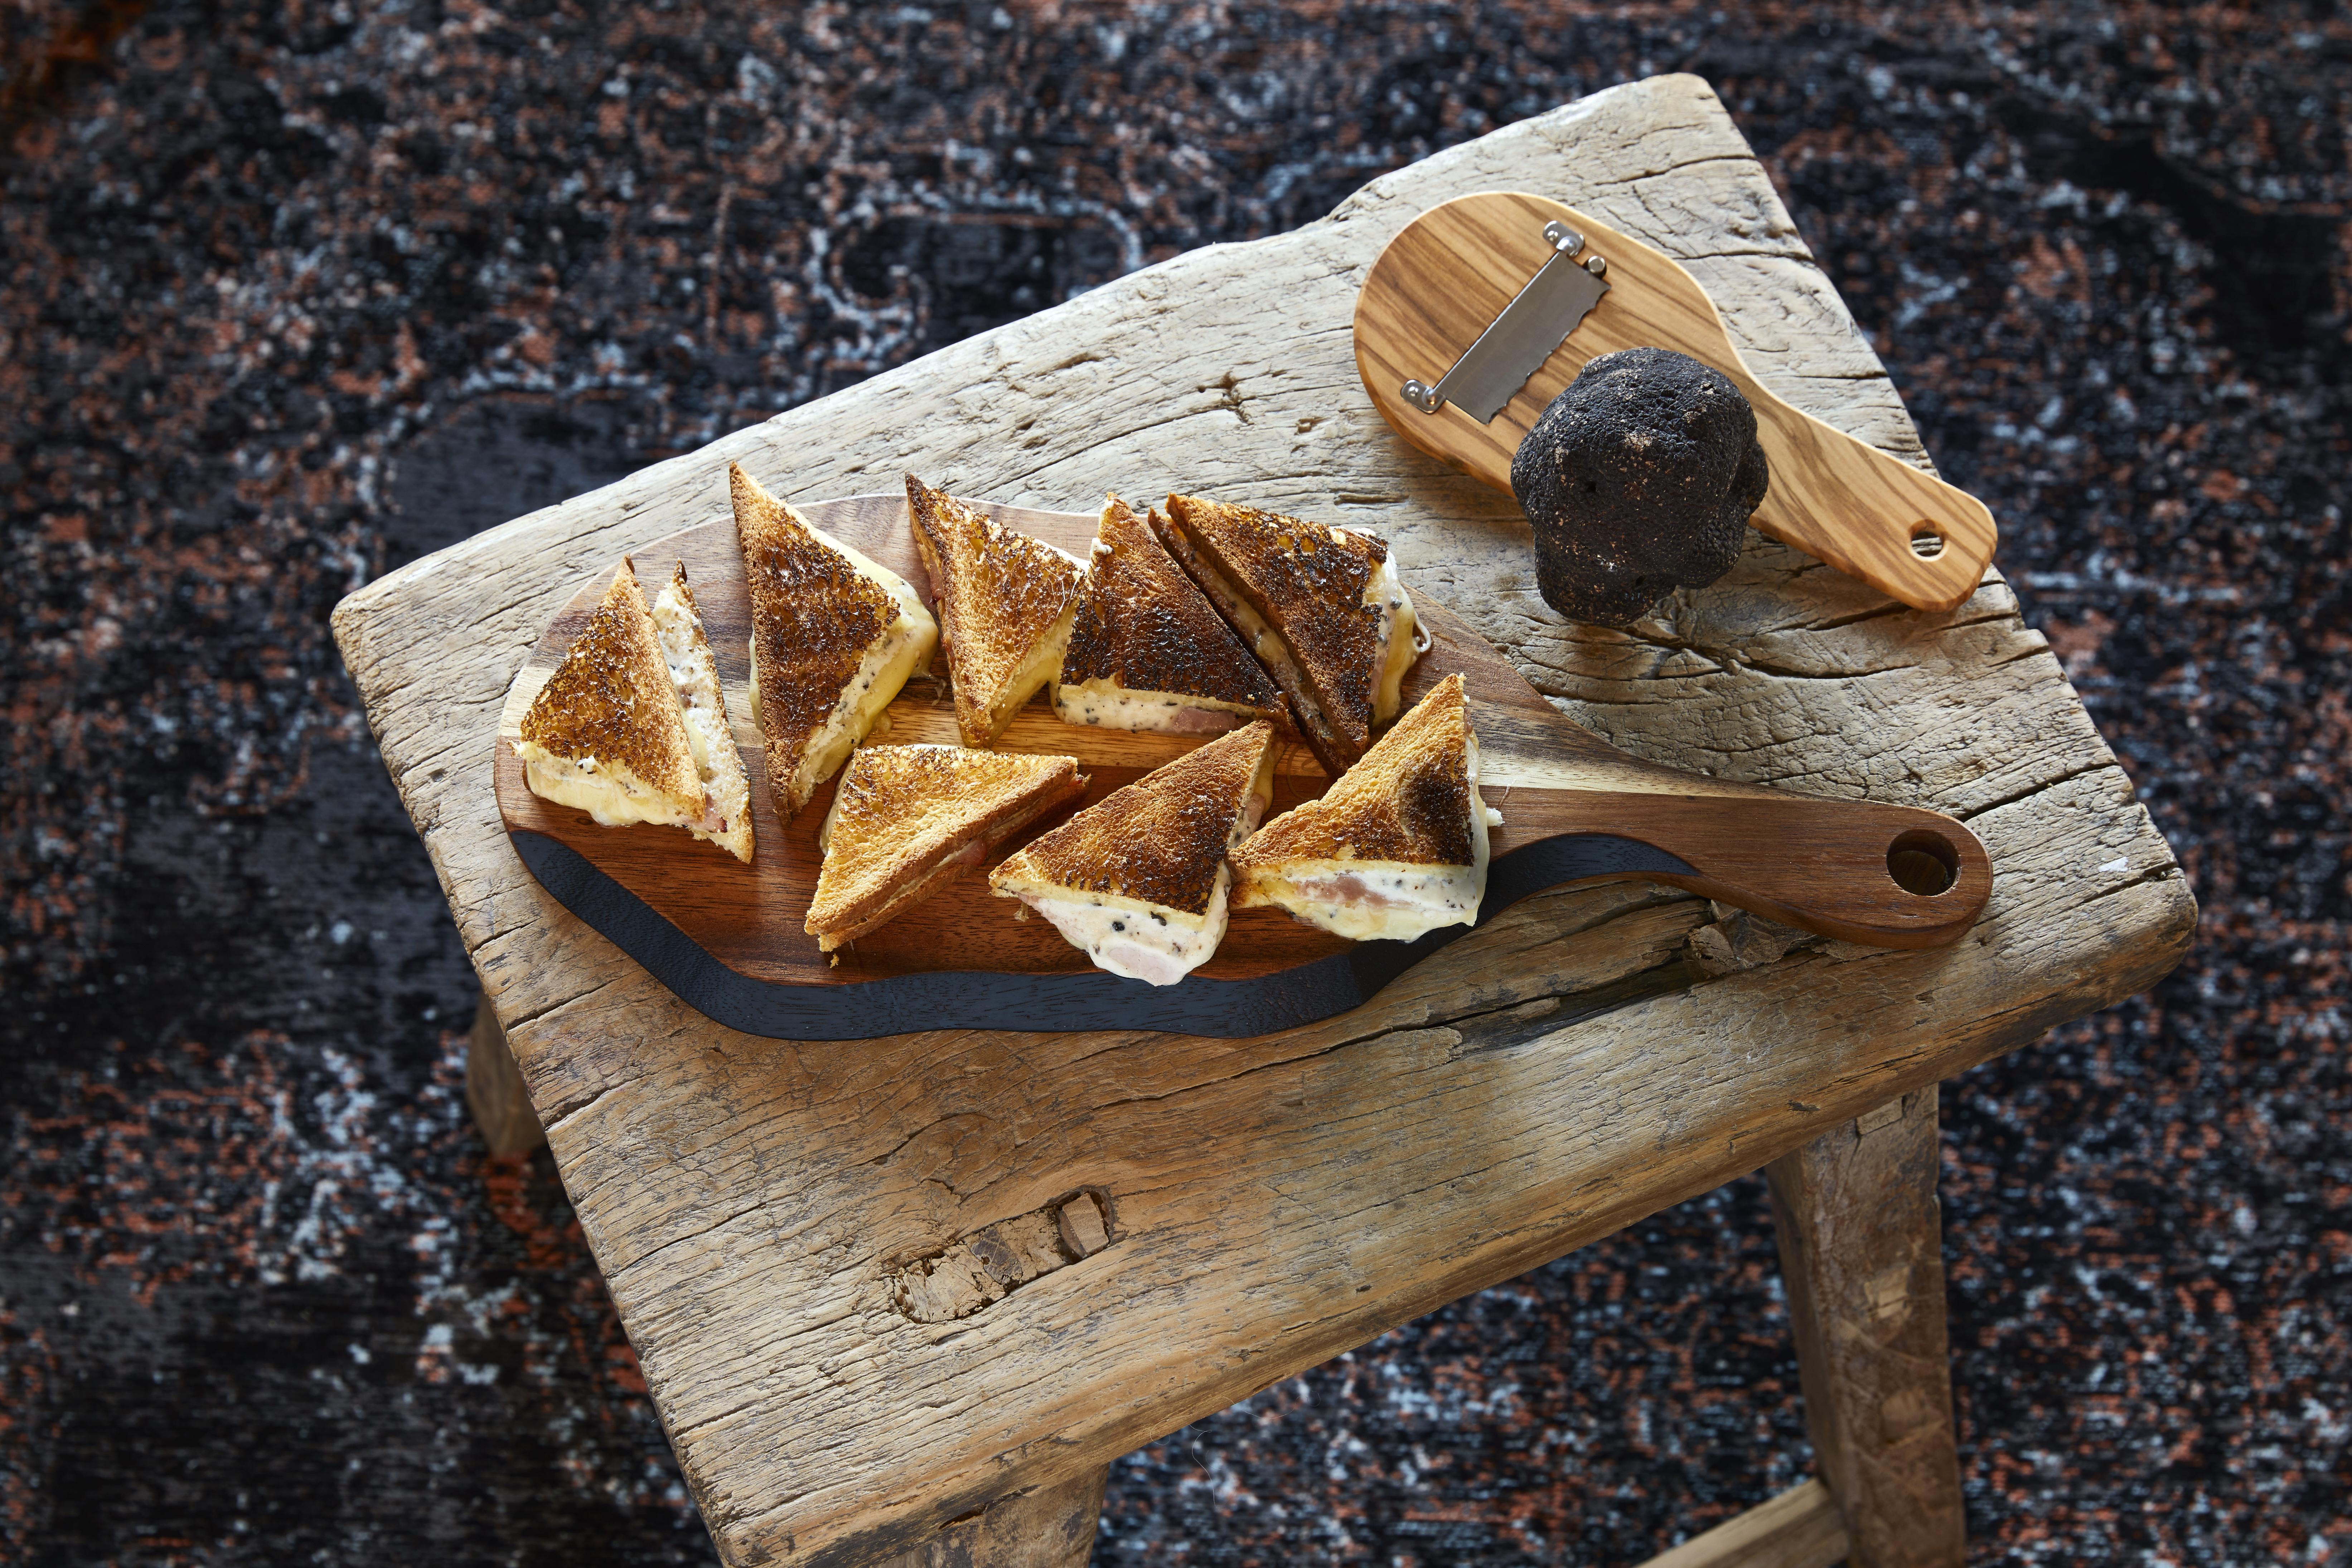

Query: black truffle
[1510,347,1771,626]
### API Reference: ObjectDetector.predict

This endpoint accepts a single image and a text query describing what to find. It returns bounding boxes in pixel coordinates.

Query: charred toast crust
[1061,498,1284,713]
[906,475,1084,744]
[732,465,901,789]
[1160,494,1388,767]
[805,747,1086,939]
[1145,506,1334,766]
[519,558,702,805]
[993,720,1277,917]
[1234,676,1474,871]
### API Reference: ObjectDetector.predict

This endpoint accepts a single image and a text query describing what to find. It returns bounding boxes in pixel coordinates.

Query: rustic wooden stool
[339,74,2193,1568]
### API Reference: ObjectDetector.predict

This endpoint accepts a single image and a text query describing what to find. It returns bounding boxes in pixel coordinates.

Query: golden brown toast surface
[1060,497,1284,715]
[806,746,1085,938]
[733,464,902,792]
[1158,495,1390,768]
[992,720,1277,918]
[1233,675,1472,870]
[519,558,702,809]
[906,475,1083,744]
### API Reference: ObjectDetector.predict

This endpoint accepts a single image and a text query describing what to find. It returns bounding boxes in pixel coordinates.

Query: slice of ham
[1288,872,1411,911]
[1163,706,1245,736]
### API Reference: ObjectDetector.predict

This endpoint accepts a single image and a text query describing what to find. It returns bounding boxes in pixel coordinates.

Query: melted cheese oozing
[650,585,741,838]
[1363,553,1423,725]
[1050,678,1254,735]
[1261,863,1481,943]
[516,749,693,830]
[1020,874,1230,988]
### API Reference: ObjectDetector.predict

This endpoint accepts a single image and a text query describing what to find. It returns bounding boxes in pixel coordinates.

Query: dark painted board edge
[509,828,1696,1041]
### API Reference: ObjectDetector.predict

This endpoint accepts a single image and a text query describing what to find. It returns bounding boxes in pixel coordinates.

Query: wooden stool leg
[465,994,547,1157]
[867,1466,1107,1568]
[1767,1090,1966,1567]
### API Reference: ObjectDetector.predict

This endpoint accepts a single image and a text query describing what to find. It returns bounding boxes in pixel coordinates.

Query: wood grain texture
[1355,192,1998,611]
[1768,1093,1967,1567]
[465,994,547,1157]
[863,1468,1104,1568]
[496,496,1988,1038]
[1634,1479,1849,1568]
[331,76,2195,1568]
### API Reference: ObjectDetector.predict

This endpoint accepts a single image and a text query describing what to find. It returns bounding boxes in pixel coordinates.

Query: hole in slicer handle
[1909,523,1947,560]
[1886,829,1960,897]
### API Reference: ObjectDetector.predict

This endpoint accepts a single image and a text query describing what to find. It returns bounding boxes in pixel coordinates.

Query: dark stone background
[3,1,2347,1562]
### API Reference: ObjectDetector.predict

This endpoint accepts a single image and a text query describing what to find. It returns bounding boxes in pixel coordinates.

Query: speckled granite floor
[3,3,2347,1563]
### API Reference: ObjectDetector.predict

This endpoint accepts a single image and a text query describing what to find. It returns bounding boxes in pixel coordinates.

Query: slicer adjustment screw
[1400,379,1441,415]
[1584,255,1608,278]
[1542,220,1584,256]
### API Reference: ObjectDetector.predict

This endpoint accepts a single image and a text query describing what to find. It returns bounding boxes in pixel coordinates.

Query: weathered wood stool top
[334,75,2195,1567]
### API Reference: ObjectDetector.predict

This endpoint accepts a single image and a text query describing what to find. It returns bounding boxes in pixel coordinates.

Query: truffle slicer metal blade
[1398,219,1610,423]
[1352,190,2000,615]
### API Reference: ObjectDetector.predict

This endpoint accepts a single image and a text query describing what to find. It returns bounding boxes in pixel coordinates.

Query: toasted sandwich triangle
[1153,494,1419,774]
[991,721,1278,985]
[649,563,755,862]
[1052,495,1286,733]
[906,475,1084,745]
[806,745,1086,951]
[733,464,937,821]
[994,720,1278,920]
[1230,675,1491,942]
[517,558,710,836]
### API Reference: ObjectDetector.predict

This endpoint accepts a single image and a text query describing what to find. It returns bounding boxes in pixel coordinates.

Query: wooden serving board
[1354,191,2000,613]
[495,493,1992,1040]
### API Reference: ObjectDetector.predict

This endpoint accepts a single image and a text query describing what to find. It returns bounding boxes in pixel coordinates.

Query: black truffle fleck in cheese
[1510,347,1772,626]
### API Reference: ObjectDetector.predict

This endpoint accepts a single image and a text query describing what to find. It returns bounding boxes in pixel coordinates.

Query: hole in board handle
[1886,829,1960,897]
[1909,524,1946,560]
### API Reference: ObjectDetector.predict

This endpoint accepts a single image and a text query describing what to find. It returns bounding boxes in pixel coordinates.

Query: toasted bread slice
[1153,495,1423,774]
[734,464,939,820]
[1051,495,1288,736]
[990,720,1278,985]
[1229,675,1497,942]
[906,474,1084,745]
[806,745,1086,952]
[518,557,732,849]
[647,563,755,862]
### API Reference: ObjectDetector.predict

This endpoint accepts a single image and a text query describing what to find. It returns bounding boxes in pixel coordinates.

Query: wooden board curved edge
[504,821,1713,1039]
[1353,191,1998,612]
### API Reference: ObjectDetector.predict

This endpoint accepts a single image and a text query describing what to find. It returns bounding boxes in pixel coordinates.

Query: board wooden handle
[1354,192,1998,613]
[1503,790,1991,950]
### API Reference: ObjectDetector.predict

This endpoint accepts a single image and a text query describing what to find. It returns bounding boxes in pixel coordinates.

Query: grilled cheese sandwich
[735,464,938,820]
[805,745,1086,952]
[1051,495,1288,736]
[1230,675,1499,942]
[989,720,1278,985]
[1153,495,1425,774]
[518,557,752,859]
[906,474,1085,745]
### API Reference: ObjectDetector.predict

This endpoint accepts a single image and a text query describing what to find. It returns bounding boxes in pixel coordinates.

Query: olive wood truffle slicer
[1354,190,1998,613]
[495,493,1992,1041]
